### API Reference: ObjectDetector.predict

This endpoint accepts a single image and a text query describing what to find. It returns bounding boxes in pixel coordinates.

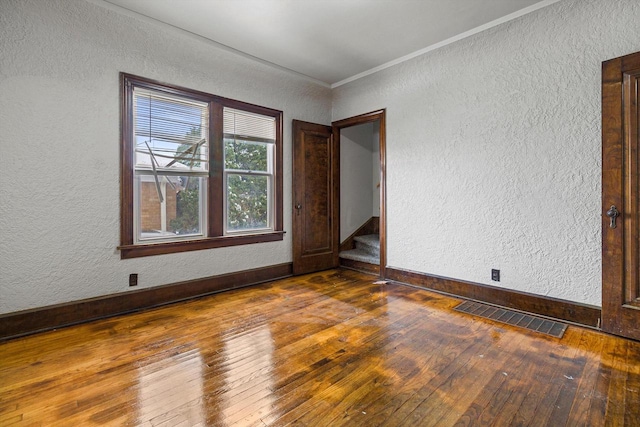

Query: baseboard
[340,258,380,275]
[340,216,380,252]
[385,267,601,328]
[0,263,293,341]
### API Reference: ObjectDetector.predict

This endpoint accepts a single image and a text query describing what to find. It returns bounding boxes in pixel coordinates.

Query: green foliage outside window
[169,177,201,234]
[227,174,268,231]
[225,139,269,231]
[224,138,267,171]
[168,129,271,234]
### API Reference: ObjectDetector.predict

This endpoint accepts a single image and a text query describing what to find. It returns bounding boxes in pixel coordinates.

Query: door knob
[606,205,619,229]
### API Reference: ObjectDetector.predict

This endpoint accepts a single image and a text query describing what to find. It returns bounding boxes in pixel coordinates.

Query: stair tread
[339,248,379,265]
[353,234,380,248]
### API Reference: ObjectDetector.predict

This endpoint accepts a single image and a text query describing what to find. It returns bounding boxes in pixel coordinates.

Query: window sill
[119,231,285,259]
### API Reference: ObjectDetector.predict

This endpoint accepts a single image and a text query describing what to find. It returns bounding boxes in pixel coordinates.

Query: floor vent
[453,300,567,338]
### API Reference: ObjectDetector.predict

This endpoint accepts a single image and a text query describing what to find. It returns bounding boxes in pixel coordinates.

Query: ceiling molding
[88,0,560,90]
[331,0,562,88]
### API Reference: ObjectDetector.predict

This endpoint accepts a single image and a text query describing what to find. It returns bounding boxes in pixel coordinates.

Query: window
[133,88,209,242]
[224,108,275,234]
[120,74,283,258]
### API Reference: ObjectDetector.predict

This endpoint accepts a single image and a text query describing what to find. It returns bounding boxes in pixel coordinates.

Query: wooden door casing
[292,120,339,275]
[332,110,387,277]
[602,51,640,341]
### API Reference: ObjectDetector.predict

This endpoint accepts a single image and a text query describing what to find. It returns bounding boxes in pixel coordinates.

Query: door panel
[602,51,640,340]
[292,120,338,275]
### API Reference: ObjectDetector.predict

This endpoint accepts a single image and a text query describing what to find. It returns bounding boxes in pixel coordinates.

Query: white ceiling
[102,0,557,87]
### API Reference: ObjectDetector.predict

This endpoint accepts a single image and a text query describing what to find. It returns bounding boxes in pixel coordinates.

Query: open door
[602,51,640,341]
[292,120,339,275]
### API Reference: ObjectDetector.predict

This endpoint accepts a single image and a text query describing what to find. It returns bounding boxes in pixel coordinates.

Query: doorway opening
[333,110,386,277]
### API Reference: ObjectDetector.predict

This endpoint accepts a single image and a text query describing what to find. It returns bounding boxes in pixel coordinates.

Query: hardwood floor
[1,269,638,426]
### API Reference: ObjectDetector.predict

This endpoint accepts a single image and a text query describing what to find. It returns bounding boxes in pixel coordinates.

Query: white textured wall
[0,0,331,314]
[332,0,640,306]
[340,123,375,242]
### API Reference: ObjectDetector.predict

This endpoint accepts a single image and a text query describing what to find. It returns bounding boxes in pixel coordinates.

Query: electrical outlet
[491,269,500,282]
[129,273,138,287]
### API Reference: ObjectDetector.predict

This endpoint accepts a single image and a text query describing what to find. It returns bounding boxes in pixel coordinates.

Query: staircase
[339,234,380,273]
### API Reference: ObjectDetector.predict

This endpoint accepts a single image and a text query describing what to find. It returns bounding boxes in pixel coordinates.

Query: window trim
[119,73,284,259]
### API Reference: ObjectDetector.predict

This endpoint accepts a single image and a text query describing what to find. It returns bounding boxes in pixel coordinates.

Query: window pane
[224,138,269,172]
[137,175,206,241]
[134,89,209,172]
[226,174,269,232]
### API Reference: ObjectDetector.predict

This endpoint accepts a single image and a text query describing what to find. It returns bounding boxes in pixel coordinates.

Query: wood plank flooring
[1,269,639,426]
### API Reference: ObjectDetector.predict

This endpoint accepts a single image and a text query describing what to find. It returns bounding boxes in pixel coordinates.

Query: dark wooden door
[292,120,339,275]
[602,51,640,341]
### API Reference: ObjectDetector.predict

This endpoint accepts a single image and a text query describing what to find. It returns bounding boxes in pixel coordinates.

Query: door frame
[333,109,387,277]
[602,51,640,340]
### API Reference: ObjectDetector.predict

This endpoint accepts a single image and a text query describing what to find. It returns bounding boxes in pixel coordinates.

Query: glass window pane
[224,139,269,172]
[226,174,269,232]
[137,175,205,241]
[134,89,209,172]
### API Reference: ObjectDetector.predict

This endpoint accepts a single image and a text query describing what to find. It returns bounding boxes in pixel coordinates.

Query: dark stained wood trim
[379,113,387,278]
[274,109,284,232]
[339,216,379,252]
[333,109,386,277]
[332,110,385,129]
[210,101,225,237]
[120,73,284,259]
[385,267,601,328]
[120,74,135,248]
[119,231,285,259]
[120,73,281,113]
[0,263,293,341]
[339,259,380,275]
[333,127,341,270]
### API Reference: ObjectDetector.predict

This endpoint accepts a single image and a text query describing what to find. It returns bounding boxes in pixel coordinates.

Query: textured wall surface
[3,0,640,314]
[340,123,375,242]
[332,0,640,306]
[0,0,331,314]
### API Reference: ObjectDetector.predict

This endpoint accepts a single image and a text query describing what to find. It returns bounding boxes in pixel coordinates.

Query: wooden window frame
[119,73,284,259]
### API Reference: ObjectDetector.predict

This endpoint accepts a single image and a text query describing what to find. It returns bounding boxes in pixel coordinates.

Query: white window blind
[134,88,209,172]
[223,107,275,142]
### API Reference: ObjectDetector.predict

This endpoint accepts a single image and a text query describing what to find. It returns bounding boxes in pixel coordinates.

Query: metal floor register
[454,300,568,338]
